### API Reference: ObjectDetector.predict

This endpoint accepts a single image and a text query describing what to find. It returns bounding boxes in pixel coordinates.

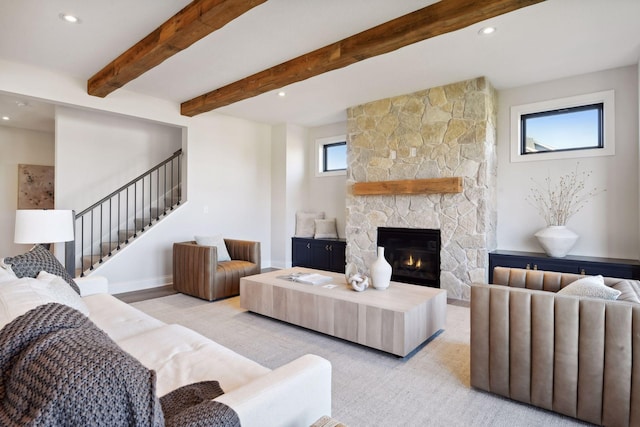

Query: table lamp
[14,209,75,276]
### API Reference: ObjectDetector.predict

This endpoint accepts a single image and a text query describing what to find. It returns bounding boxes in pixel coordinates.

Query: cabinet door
[489,254,531,271]
[579,263,640,279]
[292,238,312,267]
[489,253,579,281]
[311,241,332,270]
[328,242,346,273]
[529,259,580,274]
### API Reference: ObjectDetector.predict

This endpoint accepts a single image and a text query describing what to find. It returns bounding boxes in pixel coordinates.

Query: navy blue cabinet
[488,250,640,282]
[292,237,346,273]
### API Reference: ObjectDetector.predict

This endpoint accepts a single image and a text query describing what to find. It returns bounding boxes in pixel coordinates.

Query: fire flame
[404,254,422,269]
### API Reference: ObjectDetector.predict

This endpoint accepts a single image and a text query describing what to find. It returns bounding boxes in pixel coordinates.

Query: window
[521,104,603,154]
[316,135,347,176]
[511,90,614,162]
[323,142,347,172]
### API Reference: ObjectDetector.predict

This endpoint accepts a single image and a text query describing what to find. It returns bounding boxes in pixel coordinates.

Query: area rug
[132,294,589,426]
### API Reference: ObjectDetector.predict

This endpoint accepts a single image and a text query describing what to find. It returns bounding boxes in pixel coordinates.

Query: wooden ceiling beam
[88,0,267,98]
[181,0,544,117]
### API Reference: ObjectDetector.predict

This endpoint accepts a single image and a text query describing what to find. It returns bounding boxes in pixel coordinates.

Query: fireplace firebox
[377,227,440,288]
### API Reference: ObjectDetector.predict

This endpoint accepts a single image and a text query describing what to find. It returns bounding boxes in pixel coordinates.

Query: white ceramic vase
[371,246,392,290]
[534,225,579,258]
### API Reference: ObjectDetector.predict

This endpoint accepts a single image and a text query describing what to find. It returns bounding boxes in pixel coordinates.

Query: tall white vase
[371,246,392,290]
[534,225,579,258]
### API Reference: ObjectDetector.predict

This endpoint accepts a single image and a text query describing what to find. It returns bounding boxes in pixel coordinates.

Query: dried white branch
[526,163,603,226]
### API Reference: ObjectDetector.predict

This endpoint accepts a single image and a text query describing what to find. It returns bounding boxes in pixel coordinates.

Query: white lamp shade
[14,210,75,244]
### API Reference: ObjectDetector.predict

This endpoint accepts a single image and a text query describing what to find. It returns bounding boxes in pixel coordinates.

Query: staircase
[73,149,183,277]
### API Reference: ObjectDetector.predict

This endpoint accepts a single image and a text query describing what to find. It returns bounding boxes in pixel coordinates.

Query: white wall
[270,124,308,268]
[270,125,287,268]
[0,59,272,293]
[0,126,54,256]
[55,106,182,211]
[307,122,347,238]
[271,122,347,268]
[97,113,272,294]
[497,65,639,259]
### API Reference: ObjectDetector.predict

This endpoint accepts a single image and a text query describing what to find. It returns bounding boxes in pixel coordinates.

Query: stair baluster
[74,149,183,277]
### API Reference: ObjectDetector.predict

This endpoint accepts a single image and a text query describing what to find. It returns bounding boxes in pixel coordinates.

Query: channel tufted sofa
[471,267,640,427]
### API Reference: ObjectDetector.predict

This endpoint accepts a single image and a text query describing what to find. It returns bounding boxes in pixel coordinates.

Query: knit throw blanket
[0,303,241,427]
[0,302,164,426]
[161,381,240,426]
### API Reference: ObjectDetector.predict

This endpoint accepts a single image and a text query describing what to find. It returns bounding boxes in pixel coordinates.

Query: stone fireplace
[345,77,498,300]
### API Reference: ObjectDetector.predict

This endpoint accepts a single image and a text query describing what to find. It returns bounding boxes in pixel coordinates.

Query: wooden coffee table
[240,268,446,357]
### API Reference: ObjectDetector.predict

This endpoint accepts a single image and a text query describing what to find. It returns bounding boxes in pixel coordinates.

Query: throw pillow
[2,245,80,294]
[194,235,231,262]
[611,279,640,304]
[295,211,325,238]
[314,218,338,239]
[36,271,90,315]
[558,275,621,300]
[0,264,18,284]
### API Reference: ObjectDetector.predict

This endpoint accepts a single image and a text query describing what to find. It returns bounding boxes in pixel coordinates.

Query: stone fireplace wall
[345,77,498,300]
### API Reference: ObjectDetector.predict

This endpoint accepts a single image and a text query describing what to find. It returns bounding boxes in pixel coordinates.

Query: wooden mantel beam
[87,0,267,98]
[181,0,544,116]
[352,177,463,196]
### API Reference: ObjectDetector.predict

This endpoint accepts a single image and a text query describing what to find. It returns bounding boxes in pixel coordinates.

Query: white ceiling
[1,0,639,132]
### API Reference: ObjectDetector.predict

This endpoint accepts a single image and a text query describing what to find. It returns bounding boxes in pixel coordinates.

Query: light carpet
[132,294,590,427]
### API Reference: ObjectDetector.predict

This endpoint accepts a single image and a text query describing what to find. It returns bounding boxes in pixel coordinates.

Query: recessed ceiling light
[278,91,286,97]
[2,116,10,121]
[59,13,81,24]
[478,26,496,36]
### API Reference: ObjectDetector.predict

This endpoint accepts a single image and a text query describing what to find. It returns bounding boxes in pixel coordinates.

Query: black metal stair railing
[73,149,182,276]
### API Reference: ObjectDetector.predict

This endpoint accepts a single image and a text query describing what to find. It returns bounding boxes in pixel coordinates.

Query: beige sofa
[471,267,640,426]
[77,276,331,426]
[0,258,332,426]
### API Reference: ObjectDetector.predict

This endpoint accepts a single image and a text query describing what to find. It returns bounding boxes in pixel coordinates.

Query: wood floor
[114,268,279,303]
[115,285,177,303]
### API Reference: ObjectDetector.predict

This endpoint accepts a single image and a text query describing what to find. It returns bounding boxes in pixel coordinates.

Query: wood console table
[240,268,446,357]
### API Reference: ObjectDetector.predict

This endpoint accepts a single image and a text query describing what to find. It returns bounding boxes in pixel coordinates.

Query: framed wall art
[17,164,54,209]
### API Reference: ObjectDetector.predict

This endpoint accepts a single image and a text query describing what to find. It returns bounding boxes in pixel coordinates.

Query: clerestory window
[510,90,615,162]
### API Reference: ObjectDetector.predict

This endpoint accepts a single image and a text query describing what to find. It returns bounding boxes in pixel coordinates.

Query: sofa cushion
[117,324,270,397]
[0,276,89,330]
[83,293,165,342]
[558,275,621,300]
[195,235,231,261]
[2,244,80,294]
[611,279,640,304]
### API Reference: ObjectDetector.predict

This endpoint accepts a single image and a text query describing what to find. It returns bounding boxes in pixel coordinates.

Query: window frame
[510,90,615,163]
[315,135,347,177]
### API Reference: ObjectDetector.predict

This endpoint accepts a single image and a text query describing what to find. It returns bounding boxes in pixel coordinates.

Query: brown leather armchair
[172,239,261,301]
